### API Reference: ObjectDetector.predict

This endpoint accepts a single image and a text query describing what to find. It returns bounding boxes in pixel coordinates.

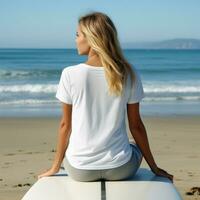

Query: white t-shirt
[55,63,145,170]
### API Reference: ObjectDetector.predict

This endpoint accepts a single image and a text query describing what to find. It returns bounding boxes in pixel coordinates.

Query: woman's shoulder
[62,63,82,73]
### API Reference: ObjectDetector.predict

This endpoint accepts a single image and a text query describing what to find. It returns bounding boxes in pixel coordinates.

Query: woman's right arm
[127,102,174,182]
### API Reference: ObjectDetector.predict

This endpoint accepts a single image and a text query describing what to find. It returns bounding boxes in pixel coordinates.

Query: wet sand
[0,116,200,200]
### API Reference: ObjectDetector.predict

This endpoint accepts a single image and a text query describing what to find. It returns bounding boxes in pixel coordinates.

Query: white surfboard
[21,167,182,200]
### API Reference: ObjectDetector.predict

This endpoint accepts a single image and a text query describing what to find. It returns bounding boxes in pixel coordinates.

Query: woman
[38,11,173,182]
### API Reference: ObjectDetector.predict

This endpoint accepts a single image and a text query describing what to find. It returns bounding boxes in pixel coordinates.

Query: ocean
[0,48,200,117]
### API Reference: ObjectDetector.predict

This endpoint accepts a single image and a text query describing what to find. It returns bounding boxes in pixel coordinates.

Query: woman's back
[55,63,145,170]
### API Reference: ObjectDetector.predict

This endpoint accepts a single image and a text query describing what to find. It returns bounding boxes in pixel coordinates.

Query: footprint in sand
[187,155,198,159]
[1,166,8,169]
[187,172,194,177]
[24,151,41,154]
[25,152,33,154]
[24,183,32,186]
[34,151,41,154]
[4,153,15,156]
[13,183,32,187]
[186,187,200,195]
[4,162,12,165]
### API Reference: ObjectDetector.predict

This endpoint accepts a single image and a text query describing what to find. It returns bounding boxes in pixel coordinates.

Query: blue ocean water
[0,48,200,117]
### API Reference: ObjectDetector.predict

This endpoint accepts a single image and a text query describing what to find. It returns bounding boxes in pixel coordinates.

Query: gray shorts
[63,143,143,182]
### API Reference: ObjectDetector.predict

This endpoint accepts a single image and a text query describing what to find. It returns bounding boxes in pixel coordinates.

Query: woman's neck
[86,52,103,67]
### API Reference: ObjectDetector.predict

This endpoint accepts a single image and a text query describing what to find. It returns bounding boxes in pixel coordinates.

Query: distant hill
[122,38,200,49]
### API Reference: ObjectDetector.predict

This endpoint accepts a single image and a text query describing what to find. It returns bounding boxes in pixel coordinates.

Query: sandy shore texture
[0,115,200,200]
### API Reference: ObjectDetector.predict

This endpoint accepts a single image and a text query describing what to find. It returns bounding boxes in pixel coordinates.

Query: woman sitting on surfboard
[38,11,173,183]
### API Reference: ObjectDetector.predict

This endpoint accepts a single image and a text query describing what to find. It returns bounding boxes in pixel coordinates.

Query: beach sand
[0,116,200,200]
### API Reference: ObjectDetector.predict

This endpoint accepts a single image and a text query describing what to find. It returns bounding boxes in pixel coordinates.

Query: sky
[0,0,199,48]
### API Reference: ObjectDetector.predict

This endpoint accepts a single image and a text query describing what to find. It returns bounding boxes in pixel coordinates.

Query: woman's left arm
[38,103,72,179]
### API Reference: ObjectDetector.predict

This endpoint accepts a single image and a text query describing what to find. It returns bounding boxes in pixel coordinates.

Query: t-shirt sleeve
[55,69,72,104]
[127,69,145,104]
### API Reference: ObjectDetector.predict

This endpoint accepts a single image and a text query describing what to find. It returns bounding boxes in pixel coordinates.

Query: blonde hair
[78,11,135,97]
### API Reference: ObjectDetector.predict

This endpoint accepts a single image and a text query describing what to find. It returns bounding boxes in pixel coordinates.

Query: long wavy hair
[78,11,136,97]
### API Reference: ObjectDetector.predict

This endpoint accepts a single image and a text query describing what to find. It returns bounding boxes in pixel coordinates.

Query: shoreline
[1,114,200,119]
[0,116,200,200]
[1,101,200,118]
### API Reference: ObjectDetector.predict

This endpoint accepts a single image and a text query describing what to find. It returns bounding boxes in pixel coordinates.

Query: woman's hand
[151,166,174,183]
[37,167,59,180]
